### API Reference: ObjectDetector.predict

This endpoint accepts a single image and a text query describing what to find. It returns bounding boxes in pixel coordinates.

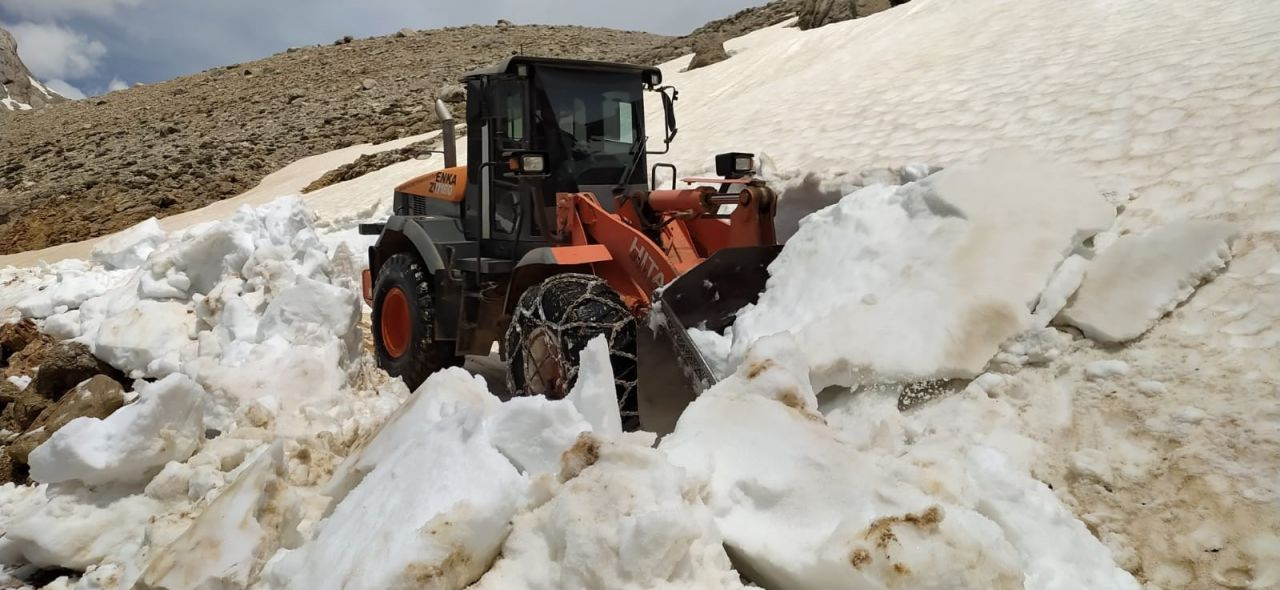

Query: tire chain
[506,274,639,423]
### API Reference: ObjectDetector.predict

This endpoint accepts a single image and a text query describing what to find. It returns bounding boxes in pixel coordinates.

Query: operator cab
[453,57,674,256]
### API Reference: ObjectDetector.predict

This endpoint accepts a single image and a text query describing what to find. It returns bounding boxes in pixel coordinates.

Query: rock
[0,386,49,432]
[687,36,730,70]
[796,0,840,30]
[436,83,466,103]
[395,28,415,38]
[286,88,306,104]
[0,318,39,360]
[796,0,894,30]
[7,375,126,466]
[497,19,514,27]
[0,451,13,482]
[30,341,124,400]
[360,78,378,91]
[335,35,354,45]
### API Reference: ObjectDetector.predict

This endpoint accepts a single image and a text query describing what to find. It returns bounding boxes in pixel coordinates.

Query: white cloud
[44,78,86,100]
[1,0,148,19]
[107,77,129,92]
[4,21,107,79]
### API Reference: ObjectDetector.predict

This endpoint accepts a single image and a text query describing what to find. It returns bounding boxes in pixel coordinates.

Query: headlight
[715,152,756,178]
[521,154,546,174]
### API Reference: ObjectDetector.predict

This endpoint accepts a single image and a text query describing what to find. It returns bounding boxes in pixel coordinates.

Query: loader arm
[551,185,782,435]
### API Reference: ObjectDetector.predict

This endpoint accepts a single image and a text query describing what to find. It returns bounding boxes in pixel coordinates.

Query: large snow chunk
[488,396,591,478]
[565,335,622,440]
[28,374,205,487]
[660,336,1140,590]
[263,407,527,590]
[4,487,163,570]
[729,152,1115,389]
[322,367,500,502]
[89,299,194,378]
[474,436,746,590]
[256,276,360,348]
[91,217,167,270]
[1057,220,1238,342]
[139,443,288,589]
[15,267,131,319]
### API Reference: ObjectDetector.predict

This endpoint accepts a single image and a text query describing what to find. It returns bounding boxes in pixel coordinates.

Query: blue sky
[1,0,763,98]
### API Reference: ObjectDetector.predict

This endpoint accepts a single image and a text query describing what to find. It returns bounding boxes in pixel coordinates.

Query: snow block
[729,152,1115,389]
[28,373,205,487]
[263,408,527,590]
[474,438,745,590]
[1058,220,1238,342]
[89,299,194,378]
[139,442,289,589]
[565,336,623,440]
[91,217,167,270]
[488,396,591,478]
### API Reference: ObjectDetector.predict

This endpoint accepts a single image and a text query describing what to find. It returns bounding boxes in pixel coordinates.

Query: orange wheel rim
[381,287,411,359]
[523,327,568,399]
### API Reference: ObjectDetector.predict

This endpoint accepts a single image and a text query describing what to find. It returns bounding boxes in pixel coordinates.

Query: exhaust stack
[435,99,457,168]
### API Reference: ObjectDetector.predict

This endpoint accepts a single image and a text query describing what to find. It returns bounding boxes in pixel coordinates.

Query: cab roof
[461,55,662,86]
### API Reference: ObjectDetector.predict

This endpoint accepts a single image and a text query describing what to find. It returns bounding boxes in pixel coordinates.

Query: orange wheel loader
[359,56,780,433]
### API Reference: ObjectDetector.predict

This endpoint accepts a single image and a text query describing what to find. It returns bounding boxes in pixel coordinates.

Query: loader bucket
[638,245,783,435]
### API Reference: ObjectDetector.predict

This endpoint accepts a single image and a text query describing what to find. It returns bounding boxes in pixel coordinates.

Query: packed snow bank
[662,335,1140,589]
[1,197,402,586]
[29,196,364,433]
[28,374,204,487]
[722,152,1113,389]
[1058,221,1238,342]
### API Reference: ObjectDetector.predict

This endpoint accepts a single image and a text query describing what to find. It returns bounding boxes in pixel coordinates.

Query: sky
[0,0,764,99]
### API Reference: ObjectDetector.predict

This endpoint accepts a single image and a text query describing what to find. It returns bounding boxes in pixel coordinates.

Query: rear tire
[505,273,639,429]
[372,253,461,391]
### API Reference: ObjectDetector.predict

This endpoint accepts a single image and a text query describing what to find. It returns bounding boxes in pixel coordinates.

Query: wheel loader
[360,56,780,433]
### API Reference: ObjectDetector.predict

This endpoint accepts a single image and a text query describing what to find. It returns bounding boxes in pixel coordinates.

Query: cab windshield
[533,67,645,188]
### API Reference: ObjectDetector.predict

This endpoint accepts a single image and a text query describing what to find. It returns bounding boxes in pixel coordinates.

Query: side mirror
[661,87,678,144]
[502,151,550,177]
[648,86,679,155]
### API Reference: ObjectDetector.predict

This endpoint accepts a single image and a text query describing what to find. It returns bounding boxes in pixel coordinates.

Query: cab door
[485,77,529,250]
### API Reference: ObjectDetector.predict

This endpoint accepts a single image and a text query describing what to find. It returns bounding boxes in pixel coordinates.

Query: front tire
[505,274,638,428]
[372,253,460,391]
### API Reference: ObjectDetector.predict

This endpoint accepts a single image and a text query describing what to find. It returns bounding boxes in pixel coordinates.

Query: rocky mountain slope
[0,0,910,257]
[0,27,65,112]
[0,24,667,255]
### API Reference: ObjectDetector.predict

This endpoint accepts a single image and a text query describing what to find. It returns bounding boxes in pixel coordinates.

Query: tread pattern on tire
[505,273,639,426]
[372,253,459,391]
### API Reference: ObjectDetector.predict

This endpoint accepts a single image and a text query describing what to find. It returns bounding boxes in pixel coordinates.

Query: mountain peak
[1,26,68,112]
